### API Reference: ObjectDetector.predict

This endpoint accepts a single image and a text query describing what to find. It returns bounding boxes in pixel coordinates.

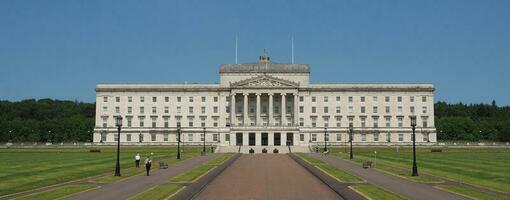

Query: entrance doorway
[286,133,294,146]
[261,133,268,146]
[249,133,256,146]
[236,133,243,146]
[274,133,281,146]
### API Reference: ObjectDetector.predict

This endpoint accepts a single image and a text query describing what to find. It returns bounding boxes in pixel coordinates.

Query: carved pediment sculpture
[231,75,299,88]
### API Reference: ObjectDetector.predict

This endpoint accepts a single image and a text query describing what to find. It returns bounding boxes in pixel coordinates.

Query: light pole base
[412,164,419,176]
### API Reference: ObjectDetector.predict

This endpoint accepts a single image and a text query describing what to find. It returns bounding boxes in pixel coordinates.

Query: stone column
[294,93,299,126]
[281,93,286,126]
[256,93,261,126]
[231,93,236,126]
[268,93,274,126]
[243,93,249,126]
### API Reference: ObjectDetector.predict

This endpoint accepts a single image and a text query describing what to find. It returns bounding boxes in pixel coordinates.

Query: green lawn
[351,185,405,200]
[169,153,235,183]
[330,147,510,193]
[296,153,363,183]
[436,184,508,200]
[0,147,202,196]
[128,185,183,200]
[15,185,96,200]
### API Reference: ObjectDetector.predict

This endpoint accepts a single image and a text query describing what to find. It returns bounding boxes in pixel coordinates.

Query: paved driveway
[194,154,341,200]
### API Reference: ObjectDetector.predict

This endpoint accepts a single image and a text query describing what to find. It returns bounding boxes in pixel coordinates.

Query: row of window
[103,95,428,104]
[102,133,219,142]
[104,106,220,115]
[309,132,430,142]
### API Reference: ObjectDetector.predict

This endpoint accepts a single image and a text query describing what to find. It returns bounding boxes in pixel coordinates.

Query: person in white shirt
[135,153,141,168]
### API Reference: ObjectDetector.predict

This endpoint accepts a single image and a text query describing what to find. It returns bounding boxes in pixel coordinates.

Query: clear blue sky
[1,0,509,105]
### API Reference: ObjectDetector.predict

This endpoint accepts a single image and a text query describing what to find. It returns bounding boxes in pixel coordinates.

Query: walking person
[144,157,152,176]
[135,153,141,168]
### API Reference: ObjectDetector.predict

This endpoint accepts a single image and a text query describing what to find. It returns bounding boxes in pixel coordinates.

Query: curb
[170,153,241,200]
[289,153,366,200]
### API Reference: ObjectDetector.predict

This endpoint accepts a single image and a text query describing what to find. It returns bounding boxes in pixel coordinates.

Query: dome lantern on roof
[259,49,270,63]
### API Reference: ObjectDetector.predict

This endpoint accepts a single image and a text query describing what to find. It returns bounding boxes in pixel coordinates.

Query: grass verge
[128,185,183,200]
[436,184,508,200]
[16,185,96,200]
[350,185,405,200]
[169,153,234,183]
[296,153,363,183]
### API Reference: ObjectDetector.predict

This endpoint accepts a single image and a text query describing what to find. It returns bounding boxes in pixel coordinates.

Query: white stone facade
[94,53,436,146]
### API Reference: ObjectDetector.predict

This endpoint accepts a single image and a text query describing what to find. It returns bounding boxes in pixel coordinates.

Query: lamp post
[177,124,181,159]
[114,116,123,176]
[323,127,328,152]
[410,115,418,176]
[203,127,206,154]
[349,123,353,159]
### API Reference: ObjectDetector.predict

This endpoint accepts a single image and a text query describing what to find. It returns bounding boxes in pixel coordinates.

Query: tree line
[0,99,509,142]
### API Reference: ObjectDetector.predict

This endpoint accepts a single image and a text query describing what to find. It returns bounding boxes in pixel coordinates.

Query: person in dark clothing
[144,157,152,176]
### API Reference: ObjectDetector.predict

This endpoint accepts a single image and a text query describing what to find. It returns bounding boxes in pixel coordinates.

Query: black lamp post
[114,116,123,176]
[323,127,328,152]
[410,115,418,176]
[349,123,353,159]
[177,124,181,159]
[203,127,206,154]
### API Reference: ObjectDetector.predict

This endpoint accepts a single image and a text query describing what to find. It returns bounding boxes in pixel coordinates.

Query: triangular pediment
[230,75,299,88]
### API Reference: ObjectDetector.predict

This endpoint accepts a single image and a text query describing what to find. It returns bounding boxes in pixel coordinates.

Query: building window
[189,107,194,114]
[410,96,415,102]
[226,134,230,142]
[374,133,379,142]
[214,96,218,102]
[422,106,427,114]
[385,106,390,114]
[164,134,169,142]
[115,106,120,114]
[422,96,427,102]
[348,96,353,103]
[361,133,366,142]
[299,96,304,102]
[300,134,304,141]
[201,96,206,102]
[335,106,341,114]
[102,118,107,128]
[397,96,402,102]
[312,96,316,102]
[152,120,156,128]
[397,117,403,128]
[373,96,378,102]
[299,118,304,126]
[373,106,378,114]
[201,106,206,114]
[127,134,131,142]
[176,106,181,114]
[103,106,108,112]
[165,96,169,102]
[139,118,144,127]
[150,133,156,142]
[114,134,119,142]
[128,107,132,114]
[152,107,157,114]
[152,97,157,102]
[127,118,132,127]
[422,117,428,128]
[336,96,340,102]
[323,107,328,113]
[312,106,316,113]
[164,118,169,128]
[200,133,205,141]
[140,106,144,114]
[201,121,206,127]
[311,118,317,127]
[348,117,354,127]
[386,133,391,142]
[177,97,181,102]
[423,133,429,142]
[373,117,378,128]
[323,96,328,102]
[312,134,317,142]
[213,118,218,127]
[128,96,132,102]
[213,106,218,113]
[385,96,390,102]
[410,106,415,114]
[299,106,304,113]
[116,97,120,102]
[336,117,341,127]
[348,106,353,113]
[360,106,366,114]
[103,96,108,102]
[398,133,404,142]
[336,133,341,141]
[188,134,193,142]
[361,118,366,128]
[360,96,365,102]
[165,106,169,114]
[140,96,144,102]
[189,96,194,102]
[189,121,193,127]
[397,106,403,114]
[213,134,219,141]
[385,117,391,127]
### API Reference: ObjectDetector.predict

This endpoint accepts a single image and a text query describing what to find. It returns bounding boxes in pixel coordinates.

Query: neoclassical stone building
[94,52,436,147]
